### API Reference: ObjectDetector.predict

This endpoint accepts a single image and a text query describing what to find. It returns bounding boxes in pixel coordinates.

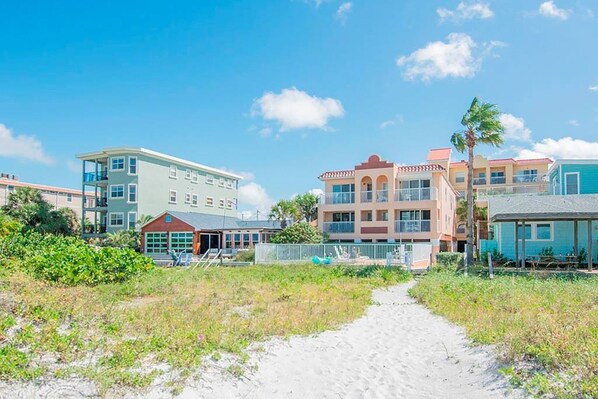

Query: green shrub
[235,249,255,262]
[435,252,463,269]
[269,222,323,244]
[1,232,154,286]
[539,247,556,262]
[481,248,511,267]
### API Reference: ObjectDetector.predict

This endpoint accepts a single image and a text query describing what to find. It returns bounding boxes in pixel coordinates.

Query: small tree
[269,199,301,229]
[269,222,323,244]
[137,214,154,226]
[0,211,22,238]
[451,97,504,273]
[294,193,318,222]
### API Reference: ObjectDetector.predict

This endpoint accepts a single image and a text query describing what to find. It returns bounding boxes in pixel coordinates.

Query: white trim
[564,172,580,195]
[109,184,125,199]
[169,165,178,179]
[169,190,177,204]
[218,198,225,208]
[109,156,125,171]
[184,192,191,204]
[66,193,73,202]
[108,212,125,227]
[128,156,138,175]
[127,211,138,230]
[205,196,214,207]
[206,174,214,185]
[219,178,226,188]
[191,170,198,184]
[185,169,192,180]
[127,183,137,203]
[77,147,244,180]
[517,222,554,242]
[191,194,198,207]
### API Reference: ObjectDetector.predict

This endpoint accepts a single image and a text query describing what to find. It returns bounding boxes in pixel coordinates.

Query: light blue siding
[550,163,598,195]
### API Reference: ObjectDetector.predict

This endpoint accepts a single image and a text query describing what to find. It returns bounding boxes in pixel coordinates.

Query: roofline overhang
[491,213,598,222]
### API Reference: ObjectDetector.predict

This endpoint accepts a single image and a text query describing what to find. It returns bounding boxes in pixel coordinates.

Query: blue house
[483,160,598,269]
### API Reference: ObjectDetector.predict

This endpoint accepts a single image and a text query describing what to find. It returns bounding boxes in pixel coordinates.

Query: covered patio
[488,195,598,270]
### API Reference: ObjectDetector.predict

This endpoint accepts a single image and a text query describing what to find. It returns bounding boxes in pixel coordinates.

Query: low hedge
[435,252,463,269]
[0,232,154,286]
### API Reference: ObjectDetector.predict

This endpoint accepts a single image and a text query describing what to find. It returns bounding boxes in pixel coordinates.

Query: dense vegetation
[1,232,153,286]
[0,264,410,395]
[410,270,597,399]
[269,222,323,244]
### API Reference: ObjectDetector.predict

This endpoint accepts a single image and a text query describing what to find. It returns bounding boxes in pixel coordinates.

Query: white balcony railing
[395,187,435,201]
[360,191,373,203]
[476,183,549,197]
[513,174,539,183]
[472,177,486,185]
[321,192,355,205]
[395,220,431,233]
[376,190,389,203]
[490,176,506,185]
[322,222,355,233]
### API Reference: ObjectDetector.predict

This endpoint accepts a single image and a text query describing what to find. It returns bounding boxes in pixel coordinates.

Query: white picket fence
[255,243,432,268]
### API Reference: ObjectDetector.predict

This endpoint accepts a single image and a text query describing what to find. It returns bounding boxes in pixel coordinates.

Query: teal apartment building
[484,159,598,268]
[77,147,242,236]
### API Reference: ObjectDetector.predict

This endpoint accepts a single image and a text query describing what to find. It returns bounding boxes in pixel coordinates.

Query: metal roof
[164,211,282,231]
[488,194,598,222]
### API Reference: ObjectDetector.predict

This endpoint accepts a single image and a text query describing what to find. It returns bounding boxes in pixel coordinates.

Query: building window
[169,190,177,204]
[110,157,125,171]
[219,198,225,208]
[169,232,194,252]
[243,233,250,248]
[66,193,73,202]
[206,174,214,185]
[564,173,579,195]
[252,233,259,245]
[206,196,214,207]
[192,194,198,206]
[185,193,191,204]
[234,233,241,247]
[128,156,137,175]
[185,169,192,180]
[518,222,552,241]
[226,199,234,210]
[219,178,225,188]
[455,172,465,183]
[226,180,233,189]
[397,210,431,232]
[225,234,232,248]
[191,170,198,183]
[145,232,167,254]
[109,212,124,226]
[110,184,125,199]
[128,212,137,230]
[331,184,355,204]
[128,184,137,203]
[169,165,177,179]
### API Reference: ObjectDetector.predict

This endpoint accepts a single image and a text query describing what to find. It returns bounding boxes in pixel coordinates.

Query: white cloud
[396,33,503,81]
[259,127,272,138]
[568,120,579,127]
[380,120,396,129]
[437,2,494,21]
[252,87,345,131]
[499,113,532,142]
[539,1,571,20]
[589,85,598,92]
[0,124,53,164]
[516,137,598,159]
[308,188,324,197]
[238,182,274,214]
[336,2,352,23]
[218,167,255,181]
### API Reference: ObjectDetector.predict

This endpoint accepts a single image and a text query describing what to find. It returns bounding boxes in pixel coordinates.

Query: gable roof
[148,211,282,231]
[489,194,598,222]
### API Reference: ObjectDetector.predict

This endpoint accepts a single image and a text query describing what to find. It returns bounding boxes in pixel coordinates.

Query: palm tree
[451,97,504,273]
[269,199,301,229]
[294,193,318,222]
[137,214,154,227]
[456,195,488,249]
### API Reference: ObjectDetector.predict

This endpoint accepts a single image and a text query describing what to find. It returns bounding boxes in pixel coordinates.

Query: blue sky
[0,0,597,216]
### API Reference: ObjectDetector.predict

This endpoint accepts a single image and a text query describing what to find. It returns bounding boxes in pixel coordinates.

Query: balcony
[360,191,373,203]
[376,190,389,203]
[84,196,108,208]
[456,225,466,234]
[322,222,355,233]
[395,187,435,201]
[513,174,539,183]
[321,192,355,205]
[84,171,108,183]
[490,176,506,185]
[395,220,431,233]
[472,177,486,185]
[477,183,549,197]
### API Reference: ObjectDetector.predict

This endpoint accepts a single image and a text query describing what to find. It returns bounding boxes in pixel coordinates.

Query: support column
[588,220,593,271]
[573,220,579,258]
[521,221,526,269]
[515,222,519,267]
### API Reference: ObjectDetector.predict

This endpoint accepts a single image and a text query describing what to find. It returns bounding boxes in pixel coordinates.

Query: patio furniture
[527,255,578,270]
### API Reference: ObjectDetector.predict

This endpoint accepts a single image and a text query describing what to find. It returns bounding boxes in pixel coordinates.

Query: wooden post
[573,220,578,258]
[588,220,593,271]
[521,221,526,269]
[488,251,494,279]
[515,222,519,268]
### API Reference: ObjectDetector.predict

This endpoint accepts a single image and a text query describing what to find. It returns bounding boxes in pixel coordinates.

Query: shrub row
[0,232,154,286]
[435,252,463,269]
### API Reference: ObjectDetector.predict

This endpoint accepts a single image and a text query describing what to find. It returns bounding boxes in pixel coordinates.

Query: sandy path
[180,281,525,399]
[2,281,525,399]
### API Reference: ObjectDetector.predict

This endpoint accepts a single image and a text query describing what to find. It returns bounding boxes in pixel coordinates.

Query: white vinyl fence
[255,243,432,268]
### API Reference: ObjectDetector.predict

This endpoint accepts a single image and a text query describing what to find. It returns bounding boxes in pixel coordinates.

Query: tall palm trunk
[466,137,475,273]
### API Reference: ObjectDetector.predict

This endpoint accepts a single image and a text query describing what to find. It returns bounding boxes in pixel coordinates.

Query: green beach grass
[410,269,597,399]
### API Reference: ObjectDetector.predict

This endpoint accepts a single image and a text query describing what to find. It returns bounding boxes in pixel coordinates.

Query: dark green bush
[0,232,154,286]
[235,249,255,262]
[481,248,511,267]
[435,252,463,269]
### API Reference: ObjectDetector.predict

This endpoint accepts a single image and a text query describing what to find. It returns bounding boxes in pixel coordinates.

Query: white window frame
[110,156,125,171]
[185,192,191,204]
[206,174,214,185]
[206,196,214,207]
[218,198,225,208]
[191,194,198,207]
[564,172,580,195]
[185,169,192,180]
[169,165,177,179]
[191,170,198,183]
[127,211,137,230]
[219,178,225,188]
[127,183,137,203]
[169,190,177,204]
[226,199,234,210]
[128,156,138,175]
[109,184,125,199]
[226,180,233,189]
[517,222,553,242]
[455,172,465,183]
[108,212,124,227]
[66,193,73,202]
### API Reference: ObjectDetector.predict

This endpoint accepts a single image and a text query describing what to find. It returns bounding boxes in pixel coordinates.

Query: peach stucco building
[317,151,458,254]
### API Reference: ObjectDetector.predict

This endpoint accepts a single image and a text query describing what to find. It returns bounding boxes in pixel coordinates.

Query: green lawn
[0,264,409,394]
[410,270,598,399]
